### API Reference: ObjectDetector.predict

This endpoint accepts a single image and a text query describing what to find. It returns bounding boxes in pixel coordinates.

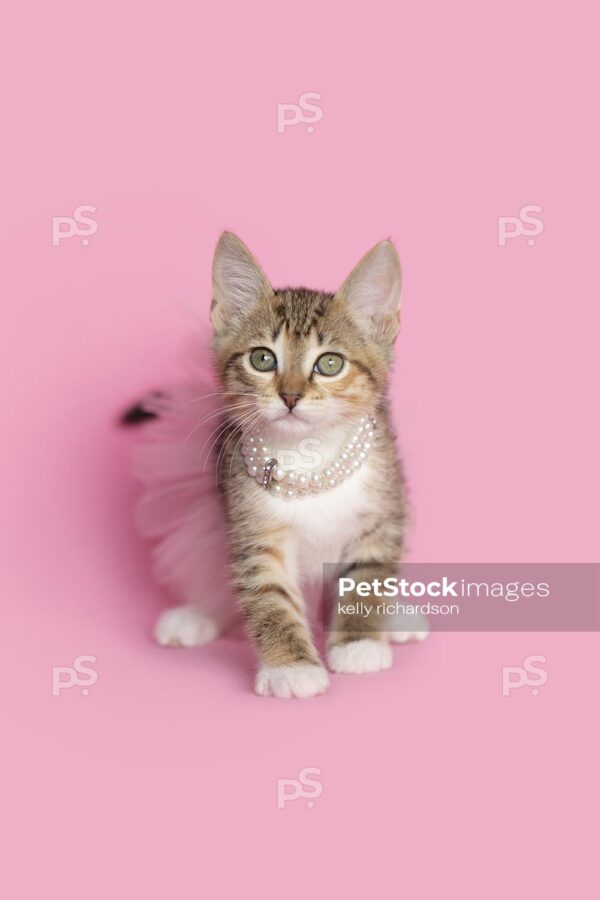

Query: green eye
[314,352,344,376]
[250,347,277,372]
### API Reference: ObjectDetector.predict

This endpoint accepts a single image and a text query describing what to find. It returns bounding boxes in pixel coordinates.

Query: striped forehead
[271,325,318,375]
[271,289,332,339]
[268,289,334,373]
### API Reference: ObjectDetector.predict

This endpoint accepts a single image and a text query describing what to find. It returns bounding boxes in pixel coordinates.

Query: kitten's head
[211,232,402,436]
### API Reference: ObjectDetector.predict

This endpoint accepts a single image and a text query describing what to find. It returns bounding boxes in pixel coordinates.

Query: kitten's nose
[280,392,302,411]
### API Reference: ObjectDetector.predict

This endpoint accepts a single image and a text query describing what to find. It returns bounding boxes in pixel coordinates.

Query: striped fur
[211,233,408,696]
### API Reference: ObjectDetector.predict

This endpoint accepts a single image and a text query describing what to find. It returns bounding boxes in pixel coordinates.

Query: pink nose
[280,392,302,410]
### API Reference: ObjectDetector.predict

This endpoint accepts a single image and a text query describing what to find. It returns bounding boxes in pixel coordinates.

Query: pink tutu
[131,369,237,628]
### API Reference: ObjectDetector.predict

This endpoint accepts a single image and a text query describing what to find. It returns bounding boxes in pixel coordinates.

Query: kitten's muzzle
[280,392,303,411]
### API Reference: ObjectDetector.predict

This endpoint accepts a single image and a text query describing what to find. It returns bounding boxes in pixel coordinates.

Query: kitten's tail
[120,391,167,425]
[121,403,158,425]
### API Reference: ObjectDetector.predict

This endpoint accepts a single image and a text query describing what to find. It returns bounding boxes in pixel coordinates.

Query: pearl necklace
[240,415,377,499]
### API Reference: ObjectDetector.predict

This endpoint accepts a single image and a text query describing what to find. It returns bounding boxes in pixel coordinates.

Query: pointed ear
[211,232,273,332]
[336,240,402,342]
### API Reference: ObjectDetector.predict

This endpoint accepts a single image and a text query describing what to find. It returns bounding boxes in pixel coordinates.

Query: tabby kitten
[206,230,419,699]
[144,233,427,698]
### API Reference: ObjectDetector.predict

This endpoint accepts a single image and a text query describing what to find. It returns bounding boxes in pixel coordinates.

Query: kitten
[128,233,427,698]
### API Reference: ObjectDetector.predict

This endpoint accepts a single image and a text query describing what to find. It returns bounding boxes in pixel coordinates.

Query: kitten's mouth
[263,407,313,432]
[275,410,308,425]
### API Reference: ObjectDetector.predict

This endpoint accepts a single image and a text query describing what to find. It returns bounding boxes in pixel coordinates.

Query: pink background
[1,2,598,897]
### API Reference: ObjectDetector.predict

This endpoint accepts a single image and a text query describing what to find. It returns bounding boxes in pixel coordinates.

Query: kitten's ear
[336,240,402,342]
[211,232,273,332]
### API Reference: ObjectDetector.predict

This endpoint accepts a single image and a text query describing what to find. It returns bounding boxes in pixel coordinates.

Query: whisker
[216,409,262,483]
[197,418,237,472]
[203,408,259,475]
[226,412,263,483]
[172,389,252,415]
[181,401,256,447]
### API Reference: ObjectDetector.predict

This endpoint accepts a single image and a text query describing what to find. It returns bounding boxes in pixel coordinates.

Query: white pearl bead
[242,408,377,497]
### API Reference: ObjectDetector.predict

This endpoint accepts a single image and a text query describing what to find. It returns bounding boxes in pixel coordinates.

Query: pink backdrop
[2,2,598,898]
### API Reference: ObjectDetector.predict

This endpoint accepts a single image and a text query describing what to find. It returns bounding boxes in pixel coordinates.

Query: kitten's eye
[250,347,277,372]
[314,352,344,376]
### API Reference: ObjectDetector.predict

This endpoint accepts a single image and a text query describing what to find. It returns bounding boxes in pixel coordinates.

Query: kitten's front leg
[327,558,396,674]
[232,533,329,699]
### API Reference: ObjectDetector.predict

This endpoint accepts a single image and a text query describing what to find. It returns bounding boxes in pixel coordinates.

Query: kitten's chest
[264,464,379,576]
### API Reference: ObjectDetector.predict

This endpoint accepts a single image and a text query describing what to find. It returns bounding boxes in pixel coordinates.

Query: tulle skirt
[131,374,237,627]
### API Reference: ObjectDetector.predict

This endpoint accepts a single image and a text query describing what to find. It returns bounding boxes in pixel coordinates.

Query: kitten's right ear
[211,232,273,332]
[336,240,402,343]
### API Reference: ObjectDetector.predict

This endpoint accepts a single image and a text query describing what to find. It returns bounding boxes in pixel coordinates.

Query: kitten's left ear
[211,232,274,333]
[336,240,402,342]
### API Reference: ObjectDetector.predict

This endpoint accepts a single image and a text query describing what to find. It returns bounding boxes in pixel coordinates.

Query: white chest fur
[262,460,378,579]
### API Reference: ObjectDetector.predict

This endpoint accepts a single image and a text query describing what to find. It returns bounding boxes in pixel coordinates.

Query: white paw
[387,612,429,643]
[154,605,220,647]
[327,639,393,674]
[388,629,429,643]
[255,664,329,699]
